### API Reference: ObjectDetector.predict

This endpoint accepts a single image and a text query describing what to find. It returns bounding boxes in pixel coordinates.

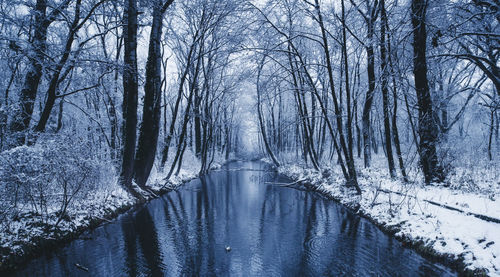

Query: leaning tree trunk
[411,0,445,184]
[160,31,199,167]
[134,0,173,188]
[315,0,360,194]
[35,0,106,137]
[166,41,203,180]
[34,0,84,136]
[256,57,280,167]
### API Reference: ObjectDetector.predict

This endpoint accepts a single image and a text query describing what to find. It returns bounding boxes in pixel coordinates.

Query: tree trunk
[194,87,202,157]
[361,6,377,168]
[256,57,280,167]
[133,0,173,188]
[380,0,396,177]
[9,0,49,146]
[160,30,199,166]
[392,82,408,182]
[120,0,141,197]
[315,0,360,194]
[1,60,20,149]
[341,0,355,168]
[56,97,64,132]
[224,109,231,160]
[488,109,494,161]
[289,31,350,186]
[411,0,445,184]
[34,0,84,135]
[387,27,408,182]
[165,79,196,180]
[166,41,203,180]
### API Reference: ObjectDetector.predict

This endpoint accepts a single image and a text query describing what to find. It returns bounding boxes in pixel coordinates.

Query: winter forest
[0,0,499,275]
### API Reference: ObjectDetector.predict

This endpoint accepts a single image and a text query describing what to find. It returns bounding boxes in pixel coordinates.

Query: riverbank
[269,155,499,276]
[0,152,225,273]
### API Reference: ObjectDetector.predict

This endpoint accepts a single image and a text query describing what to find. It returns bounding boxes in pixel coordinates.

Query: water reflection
[11,161,456,276]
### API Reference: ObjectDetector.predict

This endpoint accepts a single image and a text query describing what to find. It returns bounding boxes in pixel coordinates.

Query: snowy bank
[270,155,499,276]
[0,147,227,273]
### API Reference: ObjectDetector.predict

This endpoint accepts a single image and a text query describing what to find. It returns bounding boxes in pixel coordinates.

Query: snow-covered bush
[0,138,109,226]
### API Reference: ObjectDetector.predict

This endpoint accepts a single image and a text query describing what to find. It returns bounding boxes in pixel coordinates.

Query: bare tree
[379,0,395,177]
[9,0,71,146]
[120,0,141,197]
[350,0,379,168]
[134,0,174,188]
[411,0,445,184]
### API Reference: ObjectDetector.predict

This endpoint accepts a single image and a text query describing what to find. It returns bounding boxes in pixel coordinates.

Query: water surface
[11,161,456,276]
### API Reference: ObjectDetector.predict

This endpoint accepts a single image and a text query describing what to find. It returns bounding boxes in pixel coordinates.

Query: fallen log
[378,188,500,224]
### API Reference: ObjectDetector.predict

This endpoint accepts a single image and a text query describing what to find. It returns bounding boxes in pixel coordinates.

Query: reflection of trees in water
[121,206,162,277]
[13,162,455,277]
[121,216,138,276]
[154,176,218,276]
[298,194,316,275]
[256,182,336,276]
[162,193,193,273]
[116,168,453,277]
[199,176,216,274]
[340,209,361,237]
[52,245,72,276]
[135,208,163,276]
[116,162,454,276]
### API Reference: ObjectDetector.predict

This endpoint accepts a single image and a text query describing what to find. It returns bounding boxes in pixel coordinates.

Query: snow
[0,148,228,271]
[274,154,500,276]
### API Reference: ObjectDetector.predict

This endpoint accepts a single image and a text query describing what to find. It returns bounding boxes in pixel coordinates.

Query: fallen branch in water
[95,216,112,223]
[265,178,307,187]
[223,168,269,172]
[75,263,89,272]
[141,188,158,198]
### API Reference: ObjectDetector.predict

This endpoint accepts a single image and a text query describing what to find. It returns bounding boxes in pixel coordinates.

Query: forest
[0,0,498,275]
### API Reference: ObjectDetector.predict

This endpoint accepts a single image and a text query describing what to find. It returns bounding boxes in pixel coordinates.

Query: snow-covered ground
[0,148,227,271]
[0,181,136,266]
[273,154,500,276]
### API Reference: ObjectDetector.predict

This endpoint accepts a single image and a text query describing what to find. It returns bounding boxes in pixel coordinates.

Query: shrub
[0,137,104,227]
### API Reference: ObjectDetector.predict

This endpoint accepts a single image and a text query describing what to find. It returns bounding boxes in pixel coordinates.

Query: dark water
[11,161,456,276]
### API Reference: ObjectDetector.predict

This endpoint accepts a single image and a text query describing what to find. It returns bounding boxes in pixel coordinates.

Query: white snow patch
[275,154,500,276]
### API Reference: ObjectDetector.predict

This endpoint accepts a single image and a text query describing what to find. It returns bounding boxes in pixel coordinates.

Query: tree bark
[379,0,396,177]
[134,0,173,188]
[360,1,378,168]
[387,29,408,182]
[120,0,141,196]
[411,0,445,184]
[341,0,355,169]
[194,86,202,157]
[9,0,49,146]
[488,109,494,161]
